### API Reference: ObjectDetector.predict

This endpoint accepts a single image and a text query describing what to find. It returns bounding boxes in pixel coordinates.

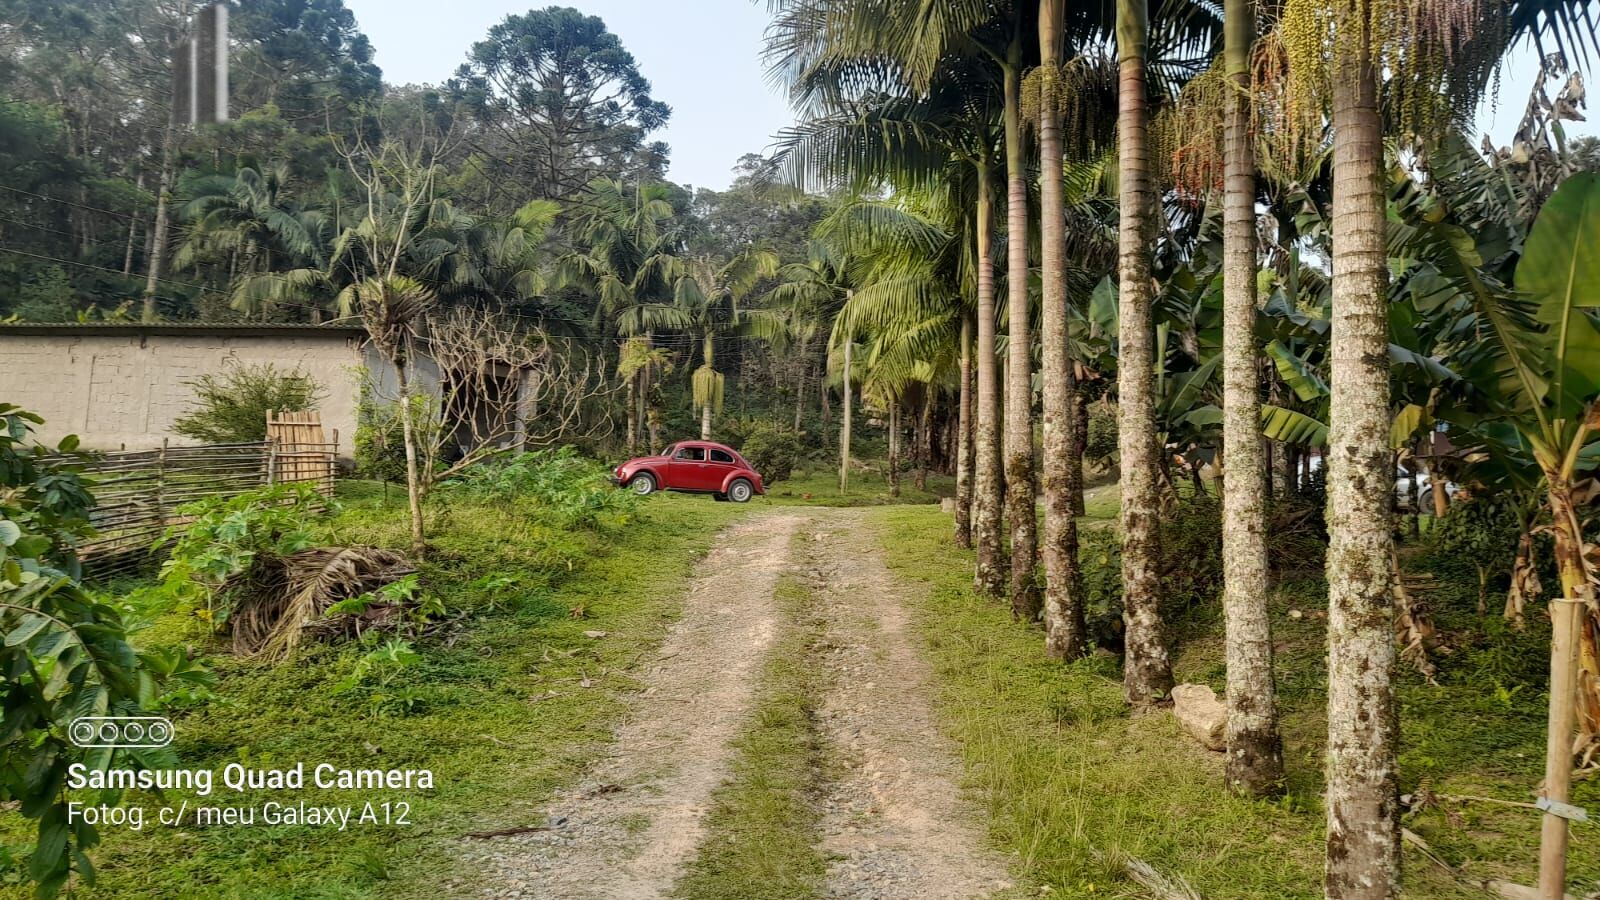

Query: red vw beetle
[612,441,766,503]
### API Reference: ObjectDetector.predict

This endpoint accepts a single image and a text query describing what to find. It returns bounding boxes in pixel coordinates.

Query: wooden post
[156,437,168,525]
[1540,595,1583,898]
[265,408,277,485]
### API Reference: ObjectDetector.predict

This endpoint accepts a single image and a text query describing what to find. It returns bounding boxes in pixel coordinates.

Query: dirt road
[470,507,1011,899]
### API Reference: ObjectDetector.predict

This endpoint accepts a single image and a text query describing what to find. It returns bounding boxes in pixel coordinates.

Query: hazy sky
[342,0,1592,191]
[342,0,794,191]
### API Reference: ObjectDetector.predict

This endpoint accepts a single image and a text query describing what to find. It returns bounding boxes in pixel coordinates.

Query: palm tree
[1036,0,1087,657]
[1115,0,1175,705]
[354,275,436,559]
[176,164,328,318]
[1219,0,1283,797]
[768,8,1009,591]
[556,179,683,452]
[1000,17,1040,621]
[652,250,782,439]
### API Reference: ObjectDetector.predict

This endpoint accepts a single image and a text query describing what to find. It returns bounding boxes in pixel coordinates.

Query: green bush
[172,362,325,444]
[447,448,637,529]
[354,407,408,483]
[1084,402,1119,470]
[157,483,329,627]
[1077,495,1225,647]
[740,423,801,484]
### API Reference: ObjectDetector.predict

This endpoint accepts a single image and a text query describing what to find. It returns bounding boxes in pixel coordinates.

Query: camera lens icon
[68,717,175,749]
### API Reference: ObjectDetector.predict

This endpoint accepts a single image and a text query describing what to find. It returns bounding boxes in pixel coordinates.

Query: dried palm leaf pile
[226,547,416,660]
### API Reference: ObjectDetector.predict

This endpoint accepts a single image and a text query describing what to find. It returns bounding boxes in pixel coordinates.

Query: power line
[0,185,140,223]
[0,246,227,299]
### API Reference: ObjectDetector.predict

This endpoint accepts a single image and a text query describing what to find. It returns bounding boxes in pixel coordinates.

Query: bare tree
[364,307,618,494]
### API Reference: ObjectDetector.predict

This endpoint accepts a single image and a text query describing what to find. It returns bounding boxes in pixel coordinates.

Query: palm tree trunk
[888,400,901,497]
[1003,46,1040,621]
[974,158,1006,597]
[395,339,427,560]
[143,108,179,322]
[840,334,853,494]
[1324,20,1399,897]
[123,172,144,276]
[1220,0,1283,798]
[917,389,932,491]
[1115,0,1174,703]
[956,314,975,548]
[1039,0,1086,658]
[794,338,809,433]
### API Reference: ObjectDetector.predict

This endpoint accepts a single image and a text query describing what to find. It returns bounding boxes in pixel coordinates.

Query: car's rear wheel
[727,479,753,503]
[629,473,657,495]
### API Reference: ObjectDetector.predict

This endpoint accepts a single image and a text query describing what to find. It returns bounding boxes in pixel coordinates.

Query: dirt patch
[466,512,803,899]
[803,510,1015,899]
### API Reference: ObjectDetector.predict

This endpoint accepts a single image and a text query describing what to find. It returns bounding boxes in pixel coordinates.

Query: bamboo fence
[60,425,337,577]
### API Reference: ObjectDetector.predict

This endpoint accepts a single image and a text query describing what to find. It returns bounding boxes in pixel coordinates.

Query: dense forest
[4,0,1600,897]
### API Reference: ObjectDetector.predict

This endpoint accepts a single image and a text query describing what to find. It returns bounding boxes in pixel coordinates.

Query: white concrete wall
[0,332,367,453]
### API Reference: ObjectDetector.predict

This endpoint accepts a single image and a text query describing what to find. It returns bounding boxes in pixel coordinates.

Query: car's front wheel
[727,479,753,503]
[629,473,657,495]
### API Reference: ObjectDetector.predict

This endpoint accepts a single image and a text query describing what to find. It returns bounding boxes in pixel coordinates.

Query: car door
[706,447,738,491]
[667,444,708,490]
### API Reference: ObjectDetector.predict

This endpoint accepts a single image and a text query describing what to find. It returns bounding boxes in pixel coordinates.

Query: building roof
[0,322,368,339]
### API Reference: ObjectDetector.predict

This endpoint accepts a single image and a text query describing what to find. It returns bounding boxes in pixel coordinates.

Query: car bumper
[609,475,624,487]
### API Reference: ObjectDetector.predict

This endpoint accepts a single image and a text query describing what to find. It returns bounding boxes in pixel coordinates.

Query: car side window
[709,449,735,464]
[674,446,705,461]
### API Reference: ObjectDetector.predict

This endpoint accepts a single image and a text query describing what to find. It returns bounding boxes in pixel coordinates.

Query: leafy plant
[156,483,328,626]
[0,407,157,897]
[739,423,800,484]
[333,637,425,716]
[171,362,325,444]
[448,448,636,529]
[0,405,95,574]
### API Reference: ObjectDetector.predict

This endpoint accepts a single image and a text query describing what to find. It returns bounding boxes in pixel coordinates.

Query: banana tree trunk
[1003,43,1039,621]
[955,314,975,549]
[1324,27,1400,898]
[1072,382,1088,516]
[1115,0,1173,702]
[974,159,1006,597]
[1039,0,1086,658]
[1220,0,1283,798]
[1539,476,1598,897]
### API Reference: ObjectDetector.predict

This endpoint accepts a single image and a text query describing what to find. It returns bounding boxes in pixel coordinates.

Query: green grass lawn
[870,504,1599,899]
[760,463,953,507]
[0,483,745,899]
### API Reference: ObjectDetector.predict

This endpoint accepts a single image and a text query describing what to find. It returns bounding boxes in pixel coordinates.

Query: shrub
[447,448,637,529]
[1076,495,1226,648]
[354,403,408,483]
[1084,402,1119,470]
[172,362,325,444]
[157,483,328,627]
[740,423,801,484]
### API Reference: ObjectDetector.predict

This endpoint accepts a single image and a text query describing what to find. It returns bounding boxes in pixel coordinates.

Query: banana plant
[1422,173,1600,874]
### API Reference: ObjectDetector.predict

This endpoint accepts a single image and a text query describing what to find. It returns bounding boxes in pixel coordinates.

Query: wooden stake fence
[57,421,337,577]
